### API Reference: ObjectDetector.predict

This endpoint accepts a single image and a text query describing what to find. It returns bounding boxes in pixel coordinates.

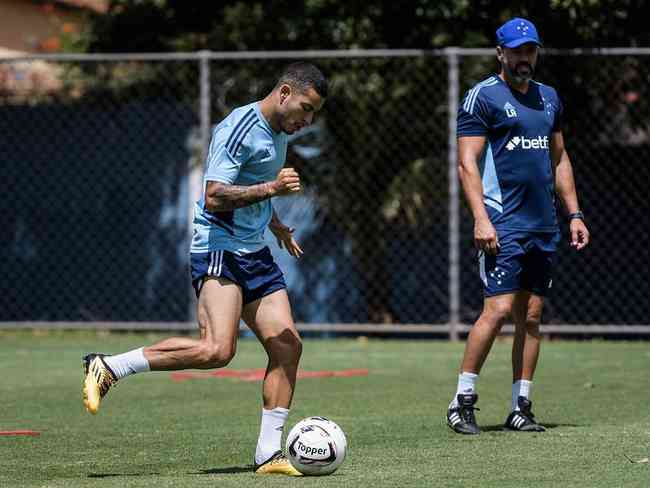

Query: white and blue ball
[285,416,347,475]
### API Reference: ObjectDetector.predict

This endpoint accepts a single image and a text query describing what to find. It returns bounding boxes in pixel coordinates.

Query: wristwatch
[568,211,584,222]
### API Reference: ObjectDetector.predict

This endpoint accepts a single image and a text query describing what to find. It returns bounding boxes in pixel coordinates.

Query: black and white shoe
[447,393,480,435]
[504,396,546,432]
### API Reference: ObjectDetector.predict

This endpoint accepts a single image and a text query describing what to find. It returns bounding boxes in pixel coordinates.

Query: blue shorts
[478,231,560,297]
[190,247,287,304]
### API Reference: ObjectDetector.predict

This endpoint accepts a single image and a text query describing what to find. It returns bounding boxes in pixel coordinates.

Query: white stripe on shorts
[478,251,487,286]
[208,251,215,275]
[217,250,224,276]
[208,250,224,277]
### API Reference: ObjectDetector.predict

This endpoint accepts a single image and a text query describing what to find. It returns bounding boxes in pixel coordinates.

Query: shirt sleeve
[457,90,490,137]
[204,128,252,184]
[552,92,564,133]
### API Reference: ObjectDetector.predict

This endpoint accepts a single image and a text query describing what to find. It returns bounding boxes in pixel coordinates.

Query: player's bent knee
[199,342,236,368]
[483,303,512,324]
[525,318,541,335]
[266,332,302,364]
[291,337,303,362]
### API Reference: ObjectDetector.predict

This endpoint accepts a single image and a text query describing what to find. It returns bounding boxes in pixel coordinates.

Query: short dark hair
[276,62,328,98]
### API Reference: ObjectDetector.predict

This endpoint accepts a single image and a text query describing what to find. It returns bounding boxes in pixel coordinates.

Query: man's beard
[506,61,535,83]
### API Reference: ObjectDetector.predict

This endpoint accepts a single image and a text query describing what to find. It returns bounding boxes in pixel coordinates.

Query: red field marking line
[296,368,369,379]
[170,368,369,383]
[170,368,264,382]
[0,430,40,436]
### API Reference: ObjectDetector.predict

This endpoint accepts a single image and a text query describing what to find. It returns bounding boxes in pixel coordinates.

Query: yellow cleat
[255,451,303,476]
[82,354,117,415]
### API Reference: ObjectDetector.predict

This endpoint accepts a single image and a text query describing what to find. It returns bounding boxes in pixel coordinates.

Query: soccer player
[82,62,327,475]
[446,18,590,435]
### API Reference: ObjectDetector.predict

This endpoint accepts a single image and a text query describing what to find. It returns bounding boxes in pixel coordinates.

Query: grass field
[1,330,648,487]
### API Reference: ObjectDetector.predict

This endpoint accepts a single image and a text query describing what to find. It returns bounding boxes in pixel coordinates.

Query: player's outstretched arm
[269,208,304,258]
[204,168,301,212]
[458,136,500,255]
[550,132,590,250]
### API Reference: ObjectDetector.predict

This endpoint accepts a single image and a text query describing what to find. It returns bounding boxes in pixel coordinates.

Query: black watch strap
[568,211,584,222]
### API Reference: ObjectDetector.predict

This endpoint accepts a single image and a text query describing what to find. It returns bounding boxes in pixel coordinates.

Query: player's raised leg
[242,289,303,476]
[144,277,242,370]
[82,276,242,414]
[447,293,515,434]
[505,291,545,431]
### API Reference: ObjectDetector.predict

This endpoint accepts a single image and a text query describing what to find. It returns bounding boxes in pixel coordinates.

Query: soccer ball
[285,416,347,475]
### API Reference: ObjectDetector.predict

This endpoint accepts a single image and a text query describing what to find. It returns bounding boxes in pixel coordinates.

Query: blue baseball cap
[496,18,542,48]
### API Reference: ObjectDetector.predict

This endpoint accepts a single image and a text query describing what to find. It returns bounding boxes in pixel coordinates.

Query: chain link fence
[1,50,648,332]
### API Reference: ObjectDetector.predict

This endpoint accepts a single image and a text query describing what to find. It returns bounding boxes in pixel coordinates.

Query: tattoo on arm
[205,181,275,212]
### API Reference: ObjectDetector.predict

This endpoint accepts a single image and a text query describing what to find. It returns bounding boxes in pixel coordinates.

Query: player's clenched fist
[271,167,301,196]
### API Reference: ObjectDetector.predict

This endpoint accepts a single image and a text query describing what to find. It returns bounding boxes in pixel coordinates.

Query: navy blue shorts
[190,247,287,304]
[479,231,560,297]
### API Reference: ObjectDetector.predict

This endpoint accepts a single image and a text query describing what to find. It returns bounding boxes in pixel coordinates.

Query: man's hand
[570,219,590,251]
[269,219,304,258]
[271,168,301,196]
[474,218,500,255]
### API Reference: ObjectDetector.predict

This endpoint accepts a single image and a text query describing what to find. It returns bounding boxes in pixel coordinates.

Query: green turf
[0,330,648,487]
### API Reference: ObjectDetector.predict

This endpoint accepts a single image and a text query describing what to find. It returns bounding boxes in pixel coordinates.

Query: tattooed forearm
[204,180,276,212]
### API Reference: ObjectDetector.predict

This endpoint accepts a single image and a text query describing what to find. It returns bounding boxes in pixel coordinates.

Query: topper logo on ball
[288,436,337,464]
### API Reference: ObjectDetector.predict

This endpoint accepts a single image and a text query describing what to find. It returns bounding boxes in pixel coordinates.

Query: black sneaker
[447,393,480,435]
[504,396,546,432]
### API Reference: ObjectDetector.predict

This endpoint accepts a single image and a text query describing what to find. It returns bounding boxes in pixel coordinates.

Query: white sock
[103,347,150,380]
[512,379,532,411]
[255,407,289,465]
[449,372,478,408]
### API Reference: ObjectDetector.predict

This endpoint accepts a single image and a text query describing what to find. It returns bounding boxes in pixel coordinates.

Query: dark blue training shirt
[457,75,563,233]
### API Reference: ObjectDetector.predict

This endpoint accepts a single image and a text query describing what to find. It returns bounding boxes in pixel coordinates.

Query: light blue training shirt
[191,102,288,255]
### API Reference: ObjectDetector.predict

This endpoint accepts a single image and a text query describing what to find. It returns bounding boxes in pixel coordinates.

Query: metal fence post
[446,47,461,341]
[199,50,211,162]
[188,51,212,323]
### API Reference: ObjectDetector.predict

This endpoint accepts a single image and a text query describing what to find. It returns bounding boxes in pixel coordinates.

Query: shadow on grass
[194,465,254,474]
[88,466,255,478]
[88,472,160,478]
[194,467,348,477]
[481,423,580,432]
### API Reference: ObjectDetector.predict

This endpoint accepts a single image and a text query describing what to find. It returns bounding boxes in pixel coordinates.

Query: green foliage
[71,1,648,53]
[62,0,649,320]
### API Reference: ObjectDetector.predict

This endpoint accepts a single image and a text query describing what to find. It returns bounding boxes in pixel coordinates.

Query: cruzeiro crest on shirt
[504,101,518,118]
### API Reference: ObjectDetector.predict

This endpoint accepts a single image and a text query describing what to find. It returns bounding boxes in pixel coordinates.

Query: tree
[68,0,648,322]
